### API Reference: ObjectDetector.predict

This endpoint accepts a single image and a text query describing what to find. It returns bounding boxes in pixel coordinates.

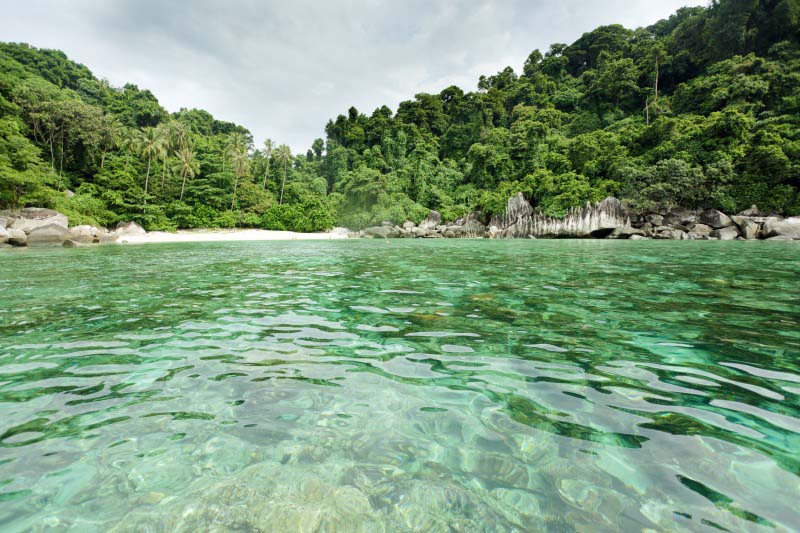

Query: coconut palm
[155,123,172,191]
[99,116,124,169]
[138,127,161,206]
[274,144,292,205]
[262,138,274,190]
[120,128,140,172]
[173,147,199,201]
[229,146,250,210]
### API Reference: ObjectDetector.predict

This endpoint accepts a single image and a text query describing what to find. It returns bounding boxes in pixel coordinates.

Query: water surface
[1,240,799,531]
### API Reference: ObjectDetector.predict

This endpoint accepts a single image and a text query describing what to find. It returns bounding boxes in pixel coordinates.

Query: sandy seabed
[120,228,352,244]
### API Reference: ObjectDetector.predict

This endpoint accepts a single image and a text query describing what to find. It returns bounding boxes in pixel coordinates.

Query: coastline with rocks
[356,194,800,241]
[2,195,799,250]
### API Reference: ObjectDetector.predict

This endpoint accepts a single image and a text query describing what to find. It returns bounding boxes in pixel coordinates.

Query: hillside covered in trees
[1,0,799,231]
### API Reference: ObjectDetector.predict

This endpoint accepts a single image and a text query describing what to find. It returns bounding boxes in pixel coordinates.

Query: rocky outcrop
[115,221,147,237]
[495,195,626,238]
[730,216,759,240]
[698,209,733,229]
[762,217,800,240]
[6,228,27,246]
[418,211,441,230]
[27,223,73,246]
[0,208,69,234]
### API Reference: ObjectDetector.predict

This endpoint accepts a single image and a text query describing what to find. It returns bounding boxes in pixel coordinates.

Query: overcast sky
[2,0,705,153]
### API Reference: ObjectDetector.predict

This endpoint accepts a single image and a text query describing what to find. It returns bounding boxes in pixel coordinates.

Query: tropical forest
[1,0,798,231]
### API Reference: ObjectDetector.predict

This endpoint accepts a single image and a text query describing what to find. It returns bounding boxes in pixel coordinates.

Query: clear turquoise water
[0,240,799,531]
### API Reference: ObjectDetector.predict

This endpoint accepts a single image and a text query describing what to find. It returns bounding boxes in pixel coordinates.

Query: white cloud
[1,0,706,153]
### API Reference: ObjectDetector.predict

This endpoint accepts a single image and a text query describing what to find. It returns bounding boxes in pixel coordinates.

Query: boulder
[710,226,740,240]
[646,214,664,226]
[698,209,733,229]
[0,216,10,229]
[402,220,416,230]
[97,229,119,244]
[27,223,73,246]
[418,210,442,230]
[654,228,686,240]
[766,235,795,241]
[71,225,100,244]
[629,234,651,240]
[115,221,147,236]
[738,205,763,217]
[7,228,27,246]
[608,222,645,239]
[685,232,709,240]
[462,219,486,238]
[2,208,69,234]
[443,226,464,238]
[364,226,391,239]
[730,216,759,240]
[762,217,800,240]
[664,209,697,226]
[0,227,8,244]
[380,221,393,227]
[62,239,81,248]
[689,223,713,236]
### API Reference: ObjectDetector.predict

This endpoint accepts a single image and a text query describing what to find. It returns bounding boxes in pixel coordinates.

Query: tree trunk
[101,150,106,169]
[654,57,659,103]
[144,156,151,207]
[180,169,187,201]
[279,162,287,205]
[262,159,270,190]
[231,173,239,210]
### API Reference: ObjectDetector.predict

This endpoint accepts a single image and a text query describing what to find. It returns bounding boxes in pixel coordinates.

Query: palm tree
[224,132,247,174]
[120,128,140,172]
[139,127,161,206]
[154,123,173,190]
[262,138,274,190]
[229,146,250,210]
[274,144,292,204]
[99,116,124,169]
[173,147,199,201]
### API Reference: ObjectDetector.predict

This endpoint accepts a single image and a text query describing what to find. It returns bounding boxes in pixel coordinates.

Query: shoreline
[118,228,352,244]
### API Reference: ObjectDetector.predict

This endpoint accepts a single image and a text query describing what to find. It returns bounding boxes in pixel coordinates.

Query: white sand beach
[119,228,353,244]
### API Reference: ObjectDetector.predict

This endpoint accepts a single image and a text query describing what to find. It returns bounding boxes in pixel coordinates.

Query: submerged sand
[119,228,352,244]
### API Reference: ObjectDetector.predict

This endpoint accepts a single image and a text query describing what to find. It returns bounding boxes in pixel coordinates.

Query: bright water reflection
[0,240,798,531]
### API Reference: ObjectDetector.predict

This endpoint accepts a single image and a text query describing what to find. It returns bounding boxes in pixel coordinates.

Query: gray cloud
[2,0,706,153]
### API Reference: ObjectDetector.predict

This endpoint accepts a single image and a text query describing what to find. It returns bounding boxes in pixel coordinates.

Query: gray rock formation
[7,227,27,246]
[498,195,626,238]
[418,210,441,230]
[115,221,147,237]
[730,216,759,240]
[698,209,733,229]
[71,225,100,244]
[0,208,69,234]
[402,220,415,230]
[364,226,392,238]
[0,227,8,244]
[27,223,73,246]
[762,217,800,240]
[710,226,741,240]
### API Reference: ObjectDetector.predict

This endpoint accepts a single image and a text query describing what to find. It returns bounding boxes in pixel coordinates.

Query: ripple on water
[0,239,798,530]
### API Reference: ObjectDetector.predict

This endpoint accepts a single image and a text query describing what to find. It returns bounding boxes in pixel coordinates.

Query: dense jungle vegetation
[1,0,798,231]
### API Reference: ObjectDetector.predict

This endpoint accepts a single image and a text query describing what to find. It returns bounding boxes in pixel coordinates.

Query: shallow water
[0,239,799,531]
